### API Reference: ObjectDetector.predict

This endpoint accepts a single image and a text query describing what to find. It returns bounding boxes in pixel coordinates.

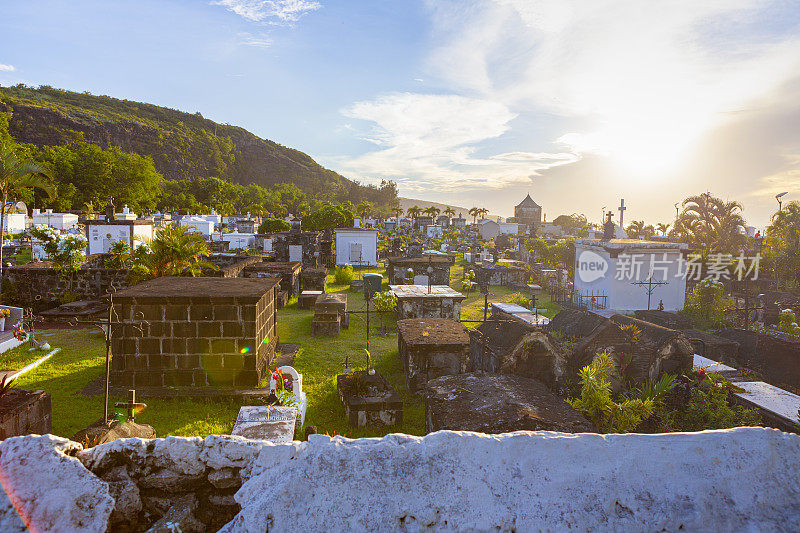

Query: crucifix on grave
[618,199,626,229]
[68,291,149,424]
[114,389,147,423]
[631,276,668,310]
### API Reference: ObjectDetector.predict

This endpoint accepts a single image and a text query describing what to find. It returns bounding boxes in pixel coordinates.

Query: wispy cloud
[237,32,273,48]
[337,0,800,222]
[338,92,577,193]
[0,64,15,72]
[211,0,321,24]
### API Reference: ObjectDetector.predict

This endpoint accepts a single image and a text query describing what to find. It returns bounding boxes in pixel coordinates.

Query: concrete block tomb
[389,285,466,320]
[312,293,348,337]
[0,389,51,440]
[110,277,279,390]
[397,318,469,392]
[2,429,800,532]
[300,267,328,292]
[242,261,301,299]
[385,256,454,286]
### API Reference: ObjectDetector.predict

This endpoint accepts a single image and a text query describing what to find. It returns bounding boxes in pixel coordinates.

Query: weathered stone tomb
[110,277,278,389]
[397,318,469,392]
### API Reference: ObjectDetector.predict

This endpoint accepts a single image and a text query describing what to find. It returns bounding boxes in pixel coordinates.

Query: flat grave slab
[389,285,463,298]
[733,381,800,429]
[389,285,466,320]
[298,290,323,310]
[491,302,550,326]
[231,405,297,443]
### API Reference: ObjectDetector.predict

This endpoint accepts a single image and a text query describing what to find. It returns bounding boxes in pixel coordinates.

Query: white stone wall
[1,428,799,532]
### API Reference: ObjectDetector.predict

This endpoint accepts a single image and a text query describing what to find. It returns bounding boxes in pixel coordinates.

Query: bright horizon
[2,0,800,227]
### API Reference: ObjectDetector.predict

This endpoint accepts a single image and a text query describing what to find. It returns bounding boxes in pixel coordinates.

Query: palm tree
[134,225,215,279]
[766,201,800,287]
[680,192,718,253]
[678,193,747,254]
[713,200,747,253]
[391,207,404,220]
[478,208,489,220]
[444,206,455,220]
[406,205,422,222]
[626,220,646,239]
[468,207,480,225]
[356,200,373,220]
[82,201,96,220]
[656,223,670,236]
[0,142,54,275]
[424,206,440,219]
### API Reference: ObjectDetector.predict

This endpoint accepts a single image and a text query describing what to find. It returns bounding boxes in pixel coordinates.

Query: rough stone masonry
[1,428,799,532]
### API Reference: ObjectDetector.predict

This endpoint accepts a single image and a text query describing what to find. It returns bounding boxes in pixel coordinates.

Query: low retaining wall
[1,428,799,532]
[2,264,130,310]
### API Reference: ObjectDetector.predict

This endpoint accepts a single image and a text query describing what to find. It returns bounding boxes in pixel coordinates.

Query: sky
[2,0,800,227]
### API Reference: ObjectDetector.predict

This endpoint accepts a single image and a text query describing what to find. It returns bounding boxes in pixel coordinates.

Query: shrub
[333,264,354,285]
[778,309,800,338]
[655,369,760,432]
[680,278,734,330]
[567,352,654,433]
[258,218,291,233]
[508,292,530,308]
[371,291,397,312]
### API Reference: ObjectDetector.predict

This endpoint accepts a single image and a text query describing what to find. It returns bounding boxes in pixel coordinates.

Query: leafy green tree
[552,213,589,235]
[302,204,354,232]
[35,142,161,213]
[0,141,55,275]
[525,237,575,274]
[258,218,291,233]
[764,201,800,288]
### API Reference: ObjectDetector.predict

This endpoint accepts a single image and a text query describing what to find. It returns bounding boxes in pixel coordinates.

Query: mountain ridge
[0,84,396,205]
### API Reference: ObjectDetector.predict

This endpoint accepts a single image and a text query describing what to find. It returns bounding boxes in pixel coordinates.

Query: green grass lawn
[6,256,560,439]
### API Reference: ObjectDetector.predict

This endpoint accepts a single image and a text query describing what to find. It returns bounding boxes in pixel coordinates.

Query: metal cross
[68,290,149,423]
[114,389,147,422]
[631,276,668,310]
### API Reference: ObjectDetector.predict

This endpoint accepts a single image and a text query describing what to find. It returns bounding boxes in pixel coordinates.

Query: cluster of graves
[2,190,800,446]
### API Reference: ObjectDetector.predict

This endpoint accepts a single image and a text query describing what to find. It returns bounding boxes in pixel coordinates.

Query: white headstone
[231,406,297,443]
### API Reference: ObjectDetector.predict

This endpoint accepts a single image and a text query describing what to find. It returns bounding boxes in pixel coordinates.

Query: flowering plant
[270,368,299,409]
[30,225,87,275]
[13,325,28,342]
[0,309,10,318]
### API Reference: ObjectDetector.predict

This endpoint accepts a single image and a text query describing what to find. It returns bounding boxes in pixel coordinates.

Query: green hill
[0,84,396,205]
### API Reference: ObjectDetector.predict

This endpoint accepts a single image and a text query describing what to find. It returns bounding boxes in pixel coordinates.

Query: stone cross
[618,199,626,228]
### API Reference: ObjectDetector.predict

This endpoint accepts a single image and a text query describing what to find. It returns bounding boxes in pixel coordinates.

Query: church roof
[516,194,541,208]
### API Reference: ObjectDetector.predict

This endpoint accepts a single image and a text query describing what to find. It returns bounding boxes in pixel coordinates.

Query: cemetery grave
[0,256,564,441]
[389,284,466,320]
[425,373,595,434]
[397,318,469,393]
[110,277,279,391]
[311,292,348,336]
